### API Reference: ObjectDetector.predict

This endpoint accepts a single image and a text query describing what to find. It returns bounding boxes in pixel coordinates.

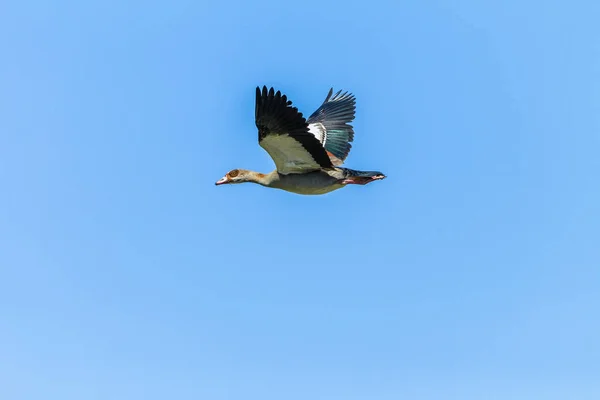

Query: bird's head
[215,169,254,185]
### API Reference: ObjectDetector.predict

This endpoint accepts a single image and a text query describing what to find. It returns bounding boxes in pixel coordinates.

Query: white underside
[260,134,321,174]
[308,123,326,145]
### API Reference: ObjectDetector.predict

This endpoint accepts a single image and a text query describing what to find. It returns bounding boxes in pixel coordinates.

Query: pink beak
[215,176,229,185]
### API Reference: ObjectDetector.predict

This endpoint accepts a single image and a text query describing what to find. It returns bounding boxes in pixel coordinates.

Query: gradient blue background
[1,1,599,399]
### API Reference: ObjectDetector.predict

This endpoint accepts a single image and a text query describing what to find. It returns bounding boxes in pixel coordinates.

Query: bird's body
[267,170,344,195]
[215,86,386,195]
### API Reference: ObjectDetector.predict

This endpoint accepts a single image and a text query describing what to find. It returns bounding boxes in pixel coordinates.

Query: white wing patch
[308,122,326,145]
[260,134,321,174]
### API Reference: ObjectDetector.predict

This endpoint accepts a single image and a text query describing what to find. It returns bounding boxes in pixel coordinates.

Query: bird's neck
[247,170,279,187]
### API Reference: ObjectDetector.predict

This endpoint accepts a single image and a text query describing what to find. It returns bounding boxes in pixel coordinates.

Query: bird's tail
[339,168,386,185]
[343,168,386,178]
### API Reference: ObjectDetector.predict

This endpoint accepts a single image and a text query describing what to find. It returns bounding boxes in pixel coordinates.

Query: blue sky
[1,0,599,399]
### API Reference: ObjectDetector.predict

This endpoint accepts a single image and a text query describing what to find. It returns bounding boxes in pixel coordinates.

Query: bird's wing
[306,88,356,166]
[256,86,333,174]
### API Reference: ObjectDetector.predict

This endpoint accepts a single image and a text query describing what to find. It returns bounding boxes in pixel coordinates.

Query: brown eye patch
[228,169,239,178]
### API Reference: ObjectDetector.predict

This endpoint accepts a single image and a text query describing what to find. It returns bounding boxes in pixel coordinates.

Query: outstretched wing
[255,86,333,174]
[306,88,356,166]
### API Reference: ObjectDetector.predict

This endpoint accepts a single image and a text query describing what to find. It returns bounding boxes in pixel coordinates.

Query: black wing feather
[255,86,333,169]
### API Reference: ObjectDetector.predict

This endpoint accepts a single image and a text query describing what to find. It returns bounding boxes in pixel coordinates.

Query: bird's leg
[341,175,385,185]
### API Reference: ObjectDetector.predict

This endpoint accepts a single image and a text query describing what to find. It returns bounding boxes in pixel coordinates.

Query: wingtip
[256,85,278,100]
[322,87,356,103]
[325,87,334,102]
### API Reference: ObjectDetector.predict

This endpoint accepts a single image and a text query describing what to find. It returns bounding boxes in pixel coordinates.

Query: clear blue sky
[1,1,599,399]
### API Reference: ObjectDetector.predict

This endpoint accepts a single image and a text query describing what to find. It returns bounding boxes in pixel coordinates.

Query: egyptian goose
[215,86,386,195]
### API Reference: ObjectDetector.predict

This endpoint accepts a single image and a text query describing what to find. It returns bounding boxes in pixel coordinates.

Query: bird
[215,86,386,195]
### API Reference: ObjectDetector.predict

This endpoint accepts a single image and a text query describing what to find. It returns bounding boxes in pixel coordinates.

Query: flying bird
[215,86,386,195]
